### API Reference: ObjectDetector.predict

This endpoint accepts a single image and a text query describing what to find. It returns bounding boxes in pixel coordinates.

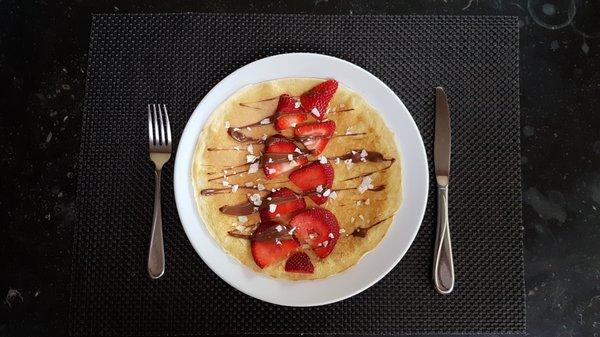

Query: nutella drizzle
[351,215,394,237]
[219,194,302,216]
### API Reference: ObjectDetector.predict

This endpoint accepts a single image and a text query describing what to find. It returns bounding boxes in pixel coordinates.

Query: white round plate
[174,53,428,306]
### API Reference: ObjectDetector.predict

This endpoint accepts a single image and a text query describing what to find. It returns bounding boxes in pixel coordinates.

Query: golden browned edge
[191,78,402,280]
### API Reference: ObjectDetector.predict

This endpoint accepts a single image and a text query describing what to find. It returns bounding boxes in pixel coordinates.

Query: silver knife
[433,87,455,294]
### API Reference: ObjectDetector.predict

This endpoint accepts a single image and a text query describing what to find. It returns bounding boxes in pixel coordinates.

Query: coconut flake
[275,238,282,245]
[339,228,346,234]
[359,214,365,221]
[319,156,328,164]
[269,204,277,213]
[248,162,259,174]
[322,189,331,197]
[233,127,240,131]
[290,122,297,127]
[287,154,294,161]
[357,175,373,194]
[246,154,257,163]
[261,134,268,141]
[257,183,265,191]
[311,107,320,117]
[267,168,276,175]
[316,185,324,193]
[322,240,329,247]
[246,127,252,131]
[365,198,370,205]
[328,233,335,239]
[360,149,368,158]
[351,217,355,223]
[235,224,246,232]
[250,193,262,206]
[224,121,230,128]
[231,184,239,192]
[245,182,254,187]
[329,191,338,199]
[275,224,284,232]
[268,158,274,163]
[294,147,303,154]
[335,157,341,164]
[294,100,301,109]
[247,144,254,154]
[308,233,317,239]
[260,118,270,125]
[233,146,240,151]
[288,227,297,235]
[238,216,248,223]
[222,180,230,187]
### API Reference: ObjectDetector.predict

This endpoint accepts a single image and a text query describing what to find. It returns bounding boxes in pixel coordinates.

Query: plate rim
[174,52,429,306]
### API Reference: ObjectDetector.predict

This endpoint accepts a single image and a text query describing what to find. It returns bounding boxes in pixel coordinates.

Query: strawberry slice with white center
[251,221,300,268]
[274,94,307,131]
[289,208,340,258]
[294,120,336,155]
[262,135,308,179]
[259,187,306,222]
[289,161,334,205]
[285,252,314,274]
[300,79,338,121]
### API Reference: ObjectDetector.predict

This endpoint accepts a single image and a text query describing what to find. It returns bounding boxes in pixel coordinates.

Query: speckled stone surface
[0,1,599,337]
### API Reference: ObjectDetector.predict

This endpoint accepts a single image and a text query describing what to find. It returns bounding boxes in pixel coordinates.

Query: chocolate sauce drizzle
[351,215,394,237]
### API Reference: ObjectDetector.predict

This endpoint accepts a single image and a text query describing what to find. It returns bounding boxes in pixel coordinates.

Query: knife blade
[434,87,451,187]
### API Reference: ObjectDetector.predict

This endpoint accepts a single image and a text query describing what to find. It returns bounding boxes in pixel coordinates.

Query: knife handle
[433,186,455,294]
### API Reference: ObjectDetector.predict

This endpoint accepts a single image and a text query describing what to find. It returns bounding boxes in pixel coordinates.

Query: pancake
[191,78,402,280]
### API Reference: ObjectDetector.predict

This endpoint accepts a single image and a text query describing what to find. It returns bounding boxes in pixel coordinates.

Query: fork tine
[152,104,160,145]
[158,104,166,146]
[163,104,172,146]
[148,105,154,146]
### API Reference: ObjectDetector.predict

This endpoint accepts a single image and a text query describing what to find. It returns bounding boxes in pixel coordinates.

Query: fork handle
[148,169,165,279]
[433,186,454,294]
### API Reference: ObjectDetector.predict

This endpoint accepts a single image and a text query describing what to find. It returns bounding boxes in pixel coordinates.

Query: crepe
[191,78,402,280]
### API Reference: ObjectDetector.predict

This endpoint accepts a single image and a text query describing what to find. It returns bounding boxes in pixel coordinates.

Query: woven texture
[70,13,524,335]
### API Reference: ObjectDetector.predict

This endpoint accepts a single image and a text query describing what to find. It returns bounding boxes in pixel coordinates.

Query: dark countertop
[1,1,598,336]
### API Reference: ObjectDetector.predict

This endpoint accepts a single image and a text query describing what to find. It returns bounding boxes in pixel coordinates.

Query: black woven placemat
[70,13,524,335]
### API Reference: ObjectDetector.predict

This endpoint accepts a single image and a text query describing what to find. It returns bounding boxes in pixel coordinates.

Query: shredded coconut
[322,189,331,197]
[319,156,328,164]
[233,127,240,131]
[294,147,303,154]
[260,118,270,125]
[257,183,265,191]
[275,225,284,232]
[316,185,323,193]
[311,107,320,117]
[261,134,268,141]
[248,162,259,174]
[247,144,254,154]
[287,154,294,161]
[250,193,262,206]
[267,168,276,175]
[294,100,301,109]
[357,175,373,194]
[322,240,329,247]
[329,191,338,199]
[246,154,257,163]
[360,149,368,158]
[269,204,277,213]
[222,180,230,187]
[231,184,239,192]
[328,233,335,239]
[335,157,341,164]
[233,146,240,151]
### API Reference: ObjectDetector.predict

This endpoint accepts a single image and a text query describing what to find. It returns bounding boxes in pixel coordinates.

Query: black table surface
[1,1,598,336]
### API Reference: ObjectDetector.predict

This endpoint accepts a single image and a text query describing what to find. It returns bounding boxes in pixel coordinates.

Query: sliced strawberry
[285,252,314,274]
[289,162,334,205]
[300,79,338,120]
[289,208,340,258]
[274,94,307,130]
[251,221,300,268]
[260,187,306,222]
[294,120,336,155]
[262,135,308,179]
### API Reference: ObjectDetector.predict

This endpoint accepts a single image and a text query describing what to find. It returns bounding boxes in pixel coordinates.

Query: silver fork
[147,103,172,279]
